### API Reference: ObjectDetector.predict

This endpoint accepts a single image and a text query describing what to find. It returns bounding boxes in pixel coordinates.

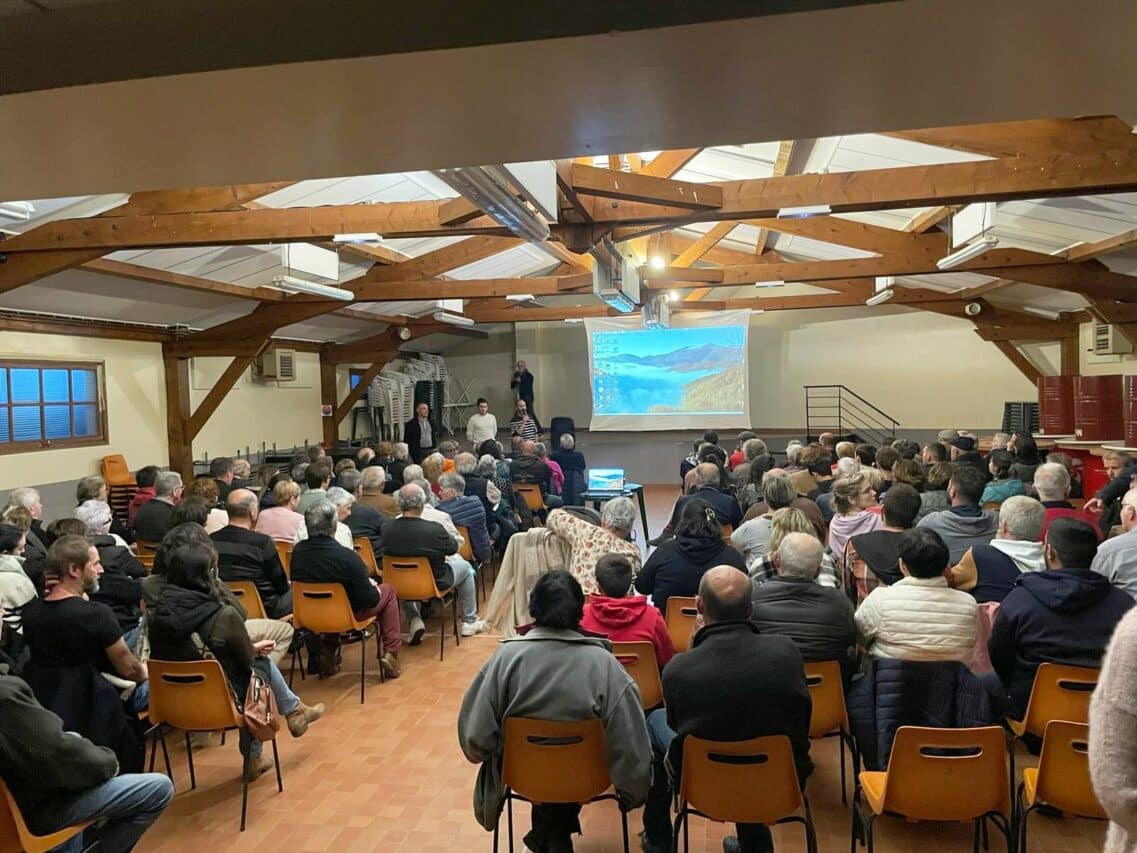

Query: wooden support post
[334,360,389,423]
[320,354,338,449]
[1060,335,1081,375]
[988,337,1043,384]
[162,351,193,479]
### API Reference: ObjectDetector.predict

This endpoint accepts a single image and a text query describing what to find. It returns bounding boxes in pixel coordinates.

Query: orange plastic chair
[853,726,1012,853]
[611,641,663,710]
[226,580,268,620]
[456,525,475,563]
[513,483,547,516]
[274,541,292,580]
[0,778,93,853]
[982,500,1002,510]
[289,582,379,703]
[353,537,381,578]
[1017,721,1106,850]
[382,555,459,661]
[137,551,156,573]
[1067,497,1089,511]
[147,658,282,831]
[665,596,698,653]
[1006,663,1099,785]
[135,540,160,556]
[675,735,816,853]
[100,454,136,486]
[720,523,734,542]
[804,660,858,805]
[497,717,629,853]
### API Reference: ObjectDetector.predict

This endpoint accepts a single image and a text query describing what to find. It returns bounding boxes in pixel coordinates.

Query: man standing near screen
[510,360,535,420]
[404,402,437,464]
[510,400,542,441]
[465,398,498,448]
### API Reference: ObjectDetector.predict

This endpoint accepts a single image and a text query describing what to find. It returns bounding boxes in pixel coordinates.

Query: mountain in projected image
[609,342,743,373]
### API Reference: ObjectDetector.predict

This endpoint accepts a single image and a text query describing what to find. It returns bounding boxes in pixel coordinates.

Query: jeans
[450,556,479,623]
[244,658,300,759]
[642,710,773,853]
[36,772,173,853]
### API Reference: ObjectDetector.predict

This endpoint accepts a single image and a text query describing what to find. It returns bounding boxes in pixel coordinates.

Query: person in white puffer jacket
[0,523,36,639]
[856,527,978,662]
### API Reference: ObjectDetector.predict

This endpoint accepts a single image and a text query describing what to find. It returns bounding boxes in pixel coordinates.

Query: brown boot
[245,752,274,782]
[286,701,326,738]
[380,652,401,679]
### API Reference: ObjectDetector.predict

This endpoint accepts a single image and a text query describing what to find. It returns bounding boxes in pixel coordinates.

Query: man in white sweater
[856,527,978,662]
[465,398,498,448]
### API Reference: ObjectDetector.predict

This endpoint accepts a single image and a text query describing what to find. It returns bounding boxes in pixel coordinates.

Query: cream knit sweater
[1091,607,1137,852]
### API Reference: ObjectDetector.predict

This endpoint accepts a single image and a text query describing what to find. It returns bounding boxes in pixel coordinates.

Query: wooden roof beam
[570,163,723,210]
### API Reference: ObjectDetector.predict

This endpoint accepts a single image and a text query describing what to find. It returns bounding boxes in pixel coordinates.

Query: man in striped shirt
[509,399,541,442]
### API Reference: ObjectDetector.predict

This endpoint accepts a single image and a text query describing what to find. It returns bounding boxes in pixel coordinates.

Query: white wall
[0,332,168,491]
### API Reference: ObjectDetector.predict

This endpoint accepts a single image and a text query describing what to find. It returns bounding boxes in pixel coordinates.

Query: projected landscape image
[592,326,746,416]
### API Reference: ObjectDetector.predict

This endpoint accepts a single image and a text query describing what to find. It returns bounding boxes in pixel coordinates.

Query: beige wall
[0,332,167,490]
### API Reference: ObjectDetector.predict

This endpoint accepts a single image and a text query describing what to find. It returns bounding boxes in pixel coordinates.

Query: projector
[592,239,641,313]
[642,295,671,329]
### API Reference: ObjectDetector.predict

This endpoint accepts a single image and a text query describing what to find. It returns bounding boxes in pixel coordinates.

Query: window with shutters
[0,361,107,453]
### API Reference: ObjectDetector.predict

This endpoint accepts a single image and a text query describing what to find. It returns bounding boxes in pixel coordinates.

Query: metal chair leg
[839,733,848,805]
[620,806,630,853]
[240,749,251,831]
[185,732,197,790]
[360,632,367,704]
[453,595,461,646]
[506,792,515,853]
[271,737,283,792]
[439,598,445,662]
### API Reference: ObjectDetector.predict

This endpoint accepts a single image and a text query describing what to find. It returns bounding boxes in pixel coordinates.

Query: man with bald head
[665,463,742,538]
[640,566,813,853]
[212,488,292,618]
[509,438,563,511]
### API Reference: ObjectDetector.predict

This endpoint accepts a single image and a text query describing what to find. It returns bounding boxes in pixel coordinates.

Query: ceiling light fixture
[432,311,477,327]
[936,235,999,270]
[564,318,585,324]
[332,232,383,243]
[777,204,830,219]
[865,289,895,307]
[649,256,667,270]
[0,201,35,221]
[269,275,354,302]
[754,279,786,288]
[506,294,536,302]
[434,166,550,243]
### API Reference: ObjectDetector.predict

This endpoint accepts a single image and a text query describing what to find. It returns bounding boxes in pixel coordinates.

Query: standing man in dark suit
[510,359,536,421]
[404,402,437,464]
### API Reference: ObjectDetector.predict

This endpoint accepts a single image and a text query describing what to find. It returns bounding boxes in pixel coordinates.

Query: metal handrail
[803,385,900,443]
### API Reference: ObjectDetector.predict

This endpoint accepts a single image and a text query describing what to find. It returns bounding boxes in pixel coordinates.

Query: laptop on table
[587,468,626,495]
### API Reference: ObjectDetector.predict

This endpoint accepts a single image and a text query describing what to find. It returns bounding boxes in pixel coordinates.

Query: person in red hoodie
[127,465,160,528]
[580,554,675,668]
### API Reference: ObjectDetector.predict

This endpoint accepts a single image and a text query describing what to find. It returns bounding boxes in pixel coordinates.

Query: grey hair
[834,457,860,478]
[477,454,497,477]
[326,486,355,508]
[559,433,575,450]
[154,471,183,497]
[439,439,459,457]
[337,469,363,494]
[763,475,796,510]
[395,483,427,512]
[999,495,1046,541]
[990,432,1011,450]
[743,438,766,460]
[304,500,337,537]
[777,532,824,579]
[75,499,112,533]
[455,452,478,475]
[402,464,424,483]
[392,442,410,461]
[438,472,466,494]
[410,479,437,507]
[6,487,39,510]
[361,466,385,489]
[785,442,804,463]
[601,497,636,532]
[534,442,548,458]
[1033,462,1070,501]
[232,458,252,477]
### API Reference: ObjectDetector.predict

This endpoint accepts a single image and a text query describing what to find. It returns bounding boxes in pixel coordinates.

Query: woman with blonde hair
[749,507,841,587]
[421,452,445,497]
[827,472,883,572]
[255,480,303,542]
[184,478,228,534]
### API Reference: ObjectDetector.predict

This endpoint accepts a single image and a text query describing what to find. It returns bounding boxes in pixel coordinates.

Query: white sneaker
[461,619,489,637]
[408,616,426,646]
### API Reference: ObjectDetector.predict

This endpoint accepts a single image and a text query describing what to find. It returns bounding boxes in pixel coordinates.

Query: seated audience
[948,436,988,480]
[478,440,515,505]
[989,517,1134,720]
[437,472,492,564]
[1091,487,1137,601]
[848,483,922,593]
[358,465,398,518]
[356,446,376,469]
[855,443,878,468]
[742,468,826,540]
[383,484,487,638]
[0,672,173,850]
[23,535,150,713]
[1044,451,1083,499]
[749,507,842,588]
[76,474,109,507]
[784,440,804,472]
[421,452,445,495]
[231,457,252,490]
[128,464,161,526]
[255,479,304,541]
[456,452,501,534]
[148,543,324,780]
[921,441,949,465]
[0,524,35,645]
[636,498,746,615]
[730,437,769,486]
[668,462,743,533]
[387,442,410,489]
[509,439,563,509]
[210,456,236,503]
[730,474,796,570]
[5,487,51,564]
[728,430,757,470]
[535,442,563,495]
[794,445,835,500]
[294,486,355,549]
[306,445,325,464]
[547,499,642,595]
[917,461,956,521]
[981,448,1026,505]
[640,566,812,853]
[682,444,730,494]
[989,432,1011,451]
[550,433,587,503]
[1008,431,1042,483]
[855,528,978,662]
[949,495,1046,603]
[212,489,292,619]
[892,439,921,461]
[1084,450,1133,536]
[290,501,404,678]
[458,570,651,851]
[736,450,776,512]
[296,460,332,514]
[75,501,147,635]
[1035,462,1101,541]
[890,458,925,493]
[184,476,228,534]
[171,497,211,528]
[752,533,857,681]
[337,469,386,555]
[835,440,856,462]
[134,471,183,543]
[917,466,999,564]
[580,554,675,669]
[875,446,899,495]
[1088,606,1137,852]
[828,471,884,566]
[373,441,394,468]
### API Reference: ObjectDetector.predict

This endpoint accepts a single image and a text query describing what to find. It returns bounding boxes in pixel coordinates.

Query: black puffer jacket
[635,534,746,614]
[89,534,146,633]
[751,576,858,682]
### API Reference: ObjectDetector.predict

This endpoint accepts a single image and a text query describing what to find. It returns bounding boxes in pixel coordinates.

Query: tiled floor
[139,486,1108,852]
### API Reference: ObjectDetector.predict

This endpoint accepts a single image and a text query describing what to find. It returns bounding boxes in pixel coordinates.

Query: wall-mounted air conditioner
[1093,323,1132,356]
[256,347,297,381]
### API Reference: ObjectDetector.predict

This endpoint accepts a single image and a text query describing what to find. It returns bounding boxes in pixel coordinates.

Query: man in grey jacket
[917,466,999,564]
[457,570,651,852]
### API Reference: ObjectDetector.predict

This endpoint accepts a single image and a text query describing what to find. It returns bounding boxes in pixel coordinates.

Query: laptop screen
[587,468,625,491]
